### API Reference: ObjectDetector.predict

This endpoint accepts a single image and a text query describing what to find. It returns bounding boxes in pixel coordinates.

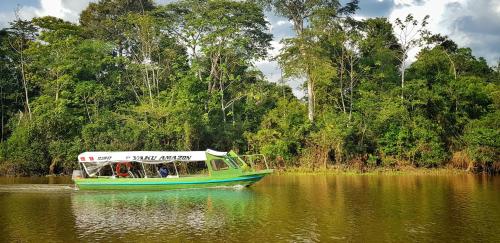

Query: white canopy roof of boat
[78,149,227,164]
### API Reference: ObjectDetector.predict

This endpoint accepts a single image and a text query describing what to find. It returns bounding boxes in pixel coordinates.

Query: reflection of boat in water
[71,189,259,239]
[73,149,273,190]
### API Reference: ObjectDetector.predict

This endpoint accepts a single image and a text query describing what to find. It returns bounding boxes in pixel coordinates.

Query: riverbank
[0,165,483,177]
[274,166,480,176]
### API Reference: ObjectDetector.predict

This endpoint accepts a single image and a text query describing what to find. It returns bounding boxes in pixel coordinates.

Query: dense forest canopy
[0,0,498,175]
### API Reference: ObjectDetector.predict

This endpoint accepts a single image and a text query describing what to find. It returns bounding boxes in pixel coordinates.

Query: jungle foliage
[0,0,498,175]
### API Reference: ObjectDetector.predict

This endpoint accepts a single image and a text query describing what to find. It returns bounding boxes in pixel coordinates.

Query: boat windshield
[225,156,240,168]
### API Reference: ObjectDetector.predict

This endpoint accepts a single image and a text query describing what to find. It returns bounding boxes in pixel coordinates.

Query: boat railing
[239,154,269,171]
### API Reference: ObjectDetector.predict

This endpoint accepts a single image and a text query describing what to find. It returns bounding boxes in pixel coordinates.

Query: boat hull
[74,171,272,191]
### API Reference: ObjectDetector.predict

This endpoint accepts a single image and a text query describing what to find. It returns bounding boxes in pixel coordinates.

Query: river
[0,174,499,242]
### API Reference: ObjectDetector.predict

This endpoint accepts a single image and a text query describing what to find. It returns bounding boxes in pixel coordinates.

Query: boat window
[229,156,244,167]
[210,159,229,171]
[185,161,209,176]
[226,157,239,168]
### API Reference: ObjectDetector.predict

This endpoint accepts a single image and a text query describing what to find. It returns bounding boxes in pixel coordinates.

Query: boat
[73,149,273,190]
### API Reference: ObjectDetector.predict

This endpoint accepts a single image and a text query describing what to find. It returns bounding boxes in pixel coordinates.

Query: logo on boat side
[123,155,192,161]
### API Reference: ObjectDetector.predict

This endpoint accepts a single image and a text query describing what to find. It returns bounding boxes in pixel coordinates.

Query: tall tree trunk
[20,52,32,120]
[83,95,92,123]
[300,45,314,122]
[55,83,59,101]
[349,56,354,121]
[55,71,59,102]
[152,66,159,97]
[401,64,405,99]
[444,51,457,80]
[294,20,314,122]
[144,68,154,107]
[400,51,406,100]
[340,48,346,113]
[307,74,314,122]
[232,103,235,126]
[220,80,226,123]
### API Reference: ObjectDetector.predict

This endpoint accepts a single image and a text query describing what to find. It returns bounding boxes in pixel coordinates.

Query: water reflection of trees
[261,175,500,242]
[2,175,499,242]
[71,189,265,241]
[0,191,78,242]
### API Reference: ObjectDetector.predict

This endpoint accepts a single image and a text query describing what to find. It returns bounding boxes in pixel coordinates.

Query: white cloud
[390,0,467,34]
[36,0,72,19]
[0,0,93,27]
[389,1,451,63]
[255,39,305,98]
[255,41,283,83]
[275,20,291,27]
[442,0,500,63]
[389,0,500,64]
[0,5,40,28]
[394,0,415,6]
[0,12,15,28]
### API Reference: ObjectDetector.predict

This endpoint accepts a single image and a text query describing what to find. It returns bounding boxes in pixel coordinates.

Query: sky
[1,0,499,97]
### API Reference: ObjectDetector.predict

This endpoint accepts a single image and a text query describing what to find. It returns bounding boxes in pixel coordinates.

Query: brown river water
[0,174,499,242]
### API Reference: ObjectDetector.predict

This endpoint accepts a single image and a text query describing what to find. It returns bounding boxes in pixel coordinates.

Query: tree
[80,0,156,55]
[358,18,401,90]
[158,0,272,123]
[246,97,310,164]
[393,14,429,99]
[257,0,359,122]
[7,12,38,120]
[0,29,24,141]
[27,17,81,102]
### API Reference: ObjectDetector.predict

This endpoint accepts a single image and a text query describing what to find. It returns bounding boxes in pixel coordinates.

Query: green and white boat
[73,149,273,190]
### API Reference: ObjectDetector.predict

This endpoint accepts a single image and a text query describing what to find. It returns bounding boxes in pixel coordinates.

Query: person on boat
[159,166,169,178]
